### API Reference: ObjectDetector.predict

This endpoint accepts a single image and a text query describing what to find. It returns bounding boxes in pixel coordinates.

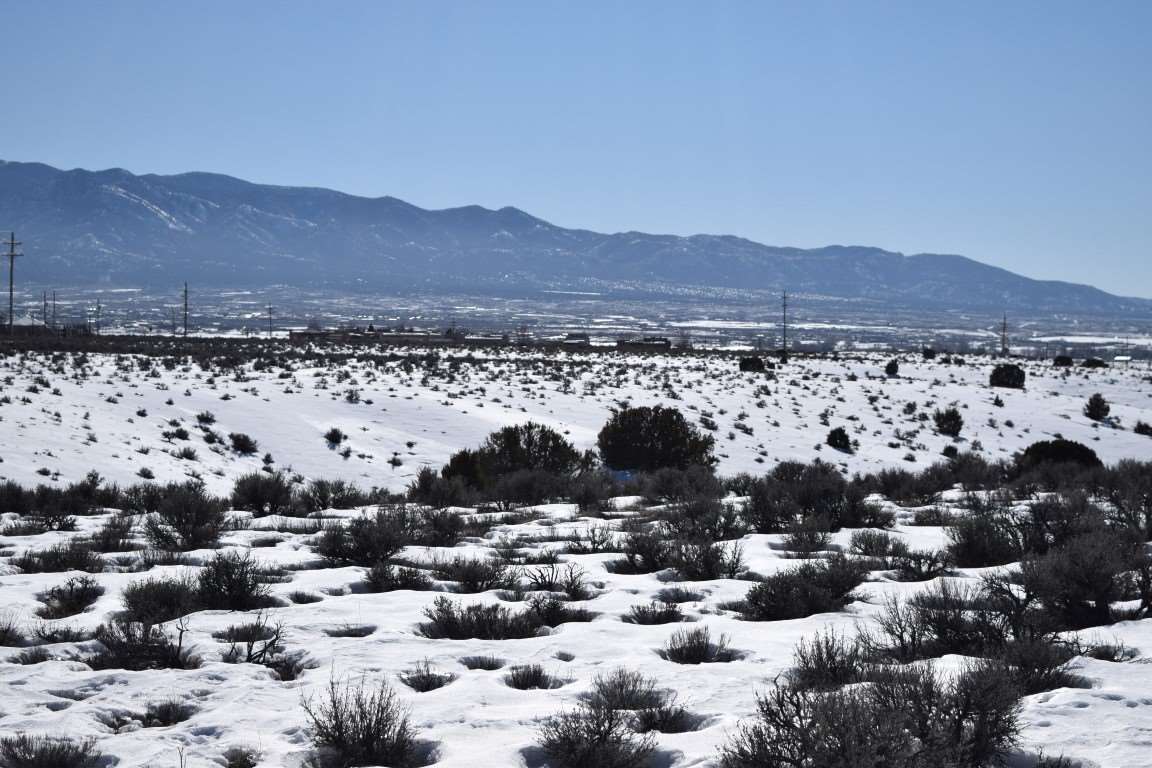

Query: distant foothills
[0,159,1147,317]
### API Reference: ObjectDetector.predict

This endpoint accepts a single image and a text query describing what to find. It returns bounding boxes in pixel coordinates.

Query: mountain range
[0,159,1146,316]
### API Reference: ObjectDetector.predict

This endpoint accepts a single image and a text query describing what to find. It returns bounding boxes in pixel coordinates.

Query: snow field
[0,347,1147,496]
[0,347,1150,766]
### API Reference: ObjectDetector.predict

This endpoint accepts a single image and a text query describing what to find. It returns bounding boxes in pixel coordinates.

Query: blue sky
[2,2,1149,296]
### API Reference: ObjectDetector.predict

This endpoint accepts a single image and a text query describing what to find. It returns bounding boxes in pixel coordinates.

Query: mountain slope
[0,159,1145,315]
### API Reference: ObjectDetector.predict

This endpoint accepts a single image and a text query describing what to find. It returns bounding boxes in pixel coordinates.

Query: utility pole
[266,305,274,339]
[780,290,789,363]
[6,232,21,336]
[41,292,47,327]
[1000,313,1008,357]
[182,282,189,337]
[95,299,102,336]
[51,291,56,331]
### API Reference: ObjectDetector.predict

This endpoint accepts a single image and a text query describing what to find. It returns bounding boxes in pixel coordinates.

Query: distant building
[288,328,330,342]
[562,332,591,348]
[616,336,672,352]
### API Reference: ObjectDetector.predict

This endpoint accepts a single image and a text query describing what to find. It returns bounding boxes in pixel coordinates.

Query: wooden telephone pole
[266,305,274,339]
[1000,313,1009,357]
[183,282,189,337]
[6,232,21,336]
[780,290,789,363]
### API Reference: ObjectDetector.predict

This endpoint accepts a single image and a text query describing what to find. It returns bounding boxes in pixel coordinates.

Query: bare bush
[661,626,737,664]
[415,596,540,640]
[302,677,428,768]
[0,735,103,768]
[399,660,457,692]
[537,700,655,768]
[734,556,867,621]
[143,481,228,550]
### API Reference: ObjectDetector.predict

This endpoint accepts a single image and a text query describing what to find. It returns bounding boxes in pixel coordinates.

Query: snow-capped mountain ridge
[1,159,1147,315]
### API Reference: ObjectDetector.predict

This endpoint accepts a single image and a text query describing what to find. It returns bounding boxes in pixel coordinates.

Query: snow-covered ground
[0,347,1148,495]
[1,347,1151,767]
[3,496,1152,767]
